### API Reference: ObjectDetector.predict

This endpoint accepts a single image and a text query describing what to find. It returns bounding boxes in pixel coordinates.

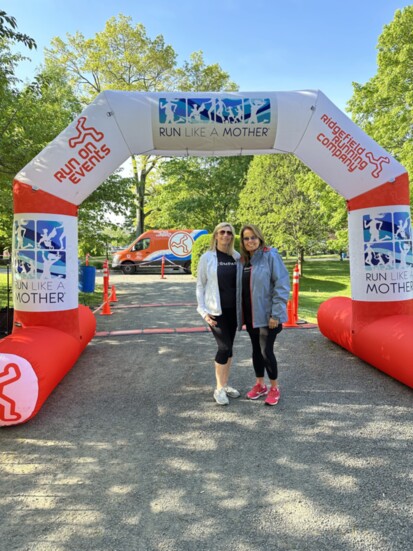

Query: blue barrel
[79,265,96,293]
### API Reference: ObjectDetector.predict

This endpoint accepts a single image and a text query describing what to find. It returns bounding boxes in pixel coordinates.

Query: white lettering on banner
[153,96,276,151]
[349,206,413,301]
[318,114,390,179]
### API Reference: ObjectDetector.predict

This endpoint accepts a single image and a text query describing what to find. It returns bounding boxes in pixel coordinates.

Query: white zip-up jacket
[196,250,241,319]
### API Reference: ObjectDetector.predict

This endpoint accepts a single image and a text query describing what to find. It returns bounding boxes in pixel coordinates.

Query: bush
[191,233,241,278]
[191,234,211,278]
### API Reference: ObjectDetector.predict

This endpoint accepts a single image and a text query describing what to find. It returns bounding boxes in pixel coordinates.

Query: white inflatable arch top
[15,90,406,203]
[2,90,412,426]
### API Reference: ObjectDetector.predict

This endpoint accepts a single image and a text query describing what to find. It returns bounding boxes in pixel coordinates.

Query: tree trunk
[131,154,159,237]
[131,155,146,237]
[297,248,305,275]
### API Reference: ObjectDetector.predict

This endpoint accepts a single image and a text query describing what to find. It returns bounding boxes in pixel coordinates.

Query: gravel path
[1,273,412,550]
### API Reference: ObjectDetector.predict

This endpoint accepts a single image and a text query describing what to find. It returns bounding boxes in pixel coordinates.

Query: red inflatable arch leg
[318,173,413,388]
[0,184,96,426]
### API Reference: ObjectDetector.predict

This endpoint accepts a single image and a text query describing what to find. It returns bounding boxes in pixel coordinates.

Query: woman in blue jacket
[239,224,290,405]
[196,222,241,405]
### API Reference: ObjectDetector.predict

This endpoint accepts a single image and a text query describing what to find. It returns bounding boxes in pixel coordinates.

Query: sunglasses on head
[218,230,233,236]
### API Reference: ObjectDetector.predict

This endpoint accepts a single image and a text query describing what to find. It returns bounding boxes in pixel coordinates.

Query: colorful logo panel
[363,211,412,270]
[12,214,78,312]
[153,96,276,151]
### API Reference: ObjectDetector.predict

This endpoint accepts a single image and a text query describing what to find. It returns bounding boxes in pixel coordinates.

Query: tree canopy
[347,6,413,183]
[237,154,347,261]
[45,15,238,236]
[145,156,252,231]
[4,7,403,257]
[0,10,36,50]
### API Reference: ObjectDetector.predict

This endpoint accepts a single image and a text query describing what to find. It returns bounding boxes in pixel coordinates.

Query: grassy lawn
[78,285,104,309]
[0,271,13,309]
[1,259,351,323]
[285,259,351,323]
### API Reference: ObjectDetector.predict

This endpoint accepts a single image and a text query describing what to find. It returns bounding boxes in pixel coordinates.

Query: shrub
[191,234,211,278]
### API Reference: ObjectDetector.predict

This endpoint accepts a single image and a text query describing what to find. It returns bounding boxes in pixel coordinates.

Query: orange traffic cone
[283,300,296,327]
[109,284,118,302]
[100,298,112,316]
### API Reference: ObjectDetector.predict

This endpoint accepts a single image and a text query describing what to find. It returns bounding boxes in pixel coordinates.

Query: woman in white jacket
[196,222,241,405]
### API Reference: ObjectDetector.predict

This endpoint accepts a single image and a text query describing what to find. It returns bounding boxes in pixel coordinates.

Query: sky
[4,0,413,112]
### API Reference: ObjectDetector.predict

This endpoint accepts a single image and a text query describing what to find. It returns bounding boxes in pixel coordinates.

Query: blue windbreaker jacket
[237,247,290,329]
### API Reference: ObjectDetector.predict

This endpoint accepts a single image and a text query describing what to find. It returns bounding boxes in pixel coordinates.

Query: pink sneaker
[246,383,268,400]
[264,386,280,406]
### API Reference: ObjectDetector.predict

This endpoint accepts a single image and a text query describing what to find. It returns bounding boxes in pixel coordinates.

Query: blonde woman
[196,222,241,405]
[239,224,290,406]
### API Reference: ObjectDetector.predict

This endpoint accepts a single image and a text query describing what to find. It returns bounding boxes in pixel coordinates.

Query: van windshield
[133,238,150,251]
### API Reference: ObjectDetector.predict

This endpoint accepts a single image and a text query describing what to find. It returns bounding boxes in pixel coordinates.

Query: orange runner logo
[68,117,104,147]
[54,116,111,185]
[365,152,391,178]
[0,363,22,422]
[169,232,194,257]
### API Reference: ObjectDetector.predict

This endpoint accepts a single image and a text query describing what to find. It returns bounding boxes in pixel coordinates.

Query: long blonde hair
[209,222,236,256]
[240,224,266,261]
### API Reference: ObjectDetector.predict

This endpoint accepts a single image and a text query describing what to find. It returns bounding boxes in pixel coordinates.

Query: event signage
[53,116,111,186]
[295,91,405,200]
[152,96,277,150]
[13,213,78,312]
[349,206,413,301]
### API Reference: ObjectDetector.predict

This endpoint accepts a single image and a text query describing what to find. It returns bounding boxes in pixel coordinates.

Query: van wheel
[183,261,191,274]
[121,262,136,275]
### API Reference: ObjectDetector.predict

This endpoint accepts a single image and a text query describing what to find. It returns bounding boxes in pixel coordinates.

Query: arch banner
[1,89,412,426]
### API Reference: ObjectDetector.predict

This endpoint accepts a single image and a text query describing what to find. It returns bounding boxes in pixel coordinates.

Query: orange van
[111,229,207,274]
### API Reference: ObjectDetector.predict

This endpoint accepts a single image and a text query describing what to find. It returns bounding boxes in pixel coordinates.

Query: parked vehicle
[112,229,208,274]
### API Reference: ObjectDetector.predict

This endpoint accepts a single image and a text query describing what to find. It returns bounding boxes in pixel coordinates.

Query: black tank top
[216,250,236,308]
[242,261,253,324]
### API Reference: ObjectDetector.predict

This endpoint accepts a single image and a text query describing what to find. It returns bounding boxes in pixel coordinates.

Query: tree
[237,155,346,263]
[0,61,82,249]
[45,15,238,236]
[299,171,348,257]
[78,173,135,256]
[0,10,36,49]
[145,156,252,231]
[347,6,413,183]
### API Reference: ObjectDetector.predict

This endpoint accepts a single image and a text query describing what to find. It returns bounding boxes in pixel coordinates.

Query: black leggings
[210,307,237,365]
[246,324,283,380]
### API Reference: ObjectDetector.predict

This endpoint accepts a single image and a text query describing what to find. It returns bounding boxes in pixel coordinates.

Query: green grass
[78,284,104,309]
[285,259,351,323]
[1,259,351,323]
[0,273,12,309]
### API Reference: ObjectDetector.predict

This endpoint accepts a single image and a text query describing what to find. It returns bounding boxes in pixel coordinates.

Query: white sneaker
[223,385,240,398]
[213,387,229,405]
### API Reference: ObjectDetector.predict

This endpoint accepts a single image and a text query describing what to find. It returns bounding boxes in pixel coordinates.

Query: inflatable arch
[1,90,412,426]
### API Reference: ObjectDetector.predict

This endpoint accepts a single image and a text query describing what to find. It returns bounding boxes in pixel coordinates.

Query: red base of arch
[0,305,96,426]
[318,297,413,388]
